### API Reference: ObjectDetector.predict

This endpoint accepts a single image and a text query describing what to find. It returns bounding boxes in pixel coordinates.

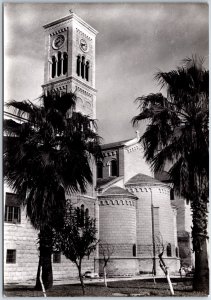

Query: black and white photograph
[3,2,209,296]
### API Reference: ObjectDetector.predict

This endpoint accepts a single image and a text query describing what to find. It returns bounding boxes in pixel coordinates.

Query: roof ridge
[125,173,169,187]
[100,186,137,197]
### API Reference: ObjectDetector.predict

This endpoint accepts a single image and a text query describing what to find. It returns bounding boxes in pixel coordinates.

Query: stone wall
[139,257,180,275]
[171,196,192,233]
[4,187,97,284]
[124,145,152,183]
[126,185,178,260]
[98,256,180,277]
[98,258,139,276]
[98,195,137,256]
[4,208,39,284]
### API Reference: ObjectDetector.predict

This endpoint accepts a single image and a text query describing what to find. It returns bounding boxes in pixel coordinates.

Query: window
[76,55,90,82]
[63,52,68,75]
[53,252,61,263]
[166,243,172,257]
[85,61,89,81]
[5,193,21,224]
[76,205,89,226]
[76,207,81,225]
[85,208,89,218]
[170,188,174,200]
[6,249,16,264]
[133,244,136,257]
[5,206,21,223]
[76,55,81,76]
[81,56,85,78]
[51,52,68,79]
[80,204,85,226]
[51,56,56,78]
[97,162,103,179]
[57,52,62,76]
[110,160,118,176]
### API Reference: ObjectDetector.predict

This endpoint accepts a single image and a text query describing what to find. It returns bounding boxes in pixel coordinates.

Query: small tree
[53,204,98,295]
[99,243,114,287]
[179,246,192,277]
[155,234,174,296]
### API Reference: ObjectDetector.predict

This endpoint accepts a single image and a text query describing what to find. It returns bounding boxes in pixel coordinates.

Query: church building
[4,11,191,284]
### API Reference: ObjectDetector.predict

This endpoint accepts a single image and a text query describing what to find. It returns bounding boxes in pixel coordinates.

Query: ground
[4,278,208,297]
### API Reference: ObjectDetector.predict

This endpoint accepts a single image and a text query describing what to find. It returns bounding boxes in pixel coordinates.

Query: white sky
[4,3,209,143]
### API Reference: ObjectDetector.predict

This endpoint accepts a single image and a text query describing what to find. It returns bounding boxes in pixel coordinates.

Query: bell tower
[42,11,98,118]
[42,11,98,198]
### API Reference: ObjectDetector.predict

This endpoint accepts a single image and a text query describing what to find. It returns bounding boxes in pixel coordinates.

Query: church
[4,11,192,284]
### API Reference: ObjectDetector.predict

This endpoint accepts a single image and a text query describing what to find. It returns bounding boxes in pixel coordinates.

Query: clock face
[79,38,88,52]
[52,35,65,50]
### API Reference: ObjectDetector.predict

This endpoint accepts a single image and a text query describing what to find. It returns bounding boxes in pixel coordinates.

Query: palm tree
[4,91,101,290]
[132,56,209,292]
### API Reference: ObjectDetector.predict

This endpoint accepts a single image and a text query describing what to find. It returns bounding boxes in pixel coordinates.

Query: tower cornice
[43,12,98,36]
[42,76,97,94]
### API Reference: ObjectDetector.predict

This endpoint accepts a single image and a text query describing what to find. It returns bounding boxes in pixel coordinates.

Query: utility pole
[150,188,156,276]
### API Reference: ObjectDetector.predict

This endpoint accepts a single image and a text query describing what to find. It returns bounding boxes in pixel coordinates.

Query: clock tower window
[81,56,85,79]
[50,52,68,79]
[76,55,90,82]
[63,52,68,75]
[85,61,89,81]
[57,52,62,77]
[76,55,81,76]
[51,56,56,78]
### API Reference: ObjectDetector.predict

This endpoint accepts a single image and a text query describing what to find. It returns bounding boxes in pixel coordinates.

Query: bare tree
[99,243,114,287]
[155,234,174,296]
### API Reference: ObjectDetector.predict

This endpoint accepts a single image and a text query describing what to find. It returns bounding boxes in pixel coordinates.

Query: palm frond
[4,91,101,231]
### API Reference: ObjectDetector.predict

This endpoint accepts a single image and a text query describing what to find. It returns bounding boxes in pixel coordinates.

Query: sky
[4,3,209,144]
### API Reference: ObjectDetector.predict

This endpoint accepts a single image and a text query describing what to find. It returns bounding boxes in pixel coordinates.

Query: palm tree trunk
[191,196,209,292]
[193,238,209,292]
[35,228,53,290]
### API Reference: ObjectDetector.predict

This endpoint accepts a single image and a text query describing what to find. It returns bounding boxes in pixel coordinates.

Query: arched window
[133,244,136,257]
[81,56,85,79]
[63,52,68,75]
[170,188,174,200]
[57,52,62,77]
[76,207,80,226]
[52,56,56,78]
[166,243,172,257]
[97,162,103,179]
[175,247,179,257]
[85,61,89,81]
[80,204,85,226]
[85,208,89,218]
[76,55,81,76]
[110,160,118,177]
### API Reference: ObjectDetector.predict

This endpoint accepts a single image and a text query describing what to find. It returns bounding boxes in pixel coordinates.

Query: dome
[100,186,137,198]
[125,173,166,187]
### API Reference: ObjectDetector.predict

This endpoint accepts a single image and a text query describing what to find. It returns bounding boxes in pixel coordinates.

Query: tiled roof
[125,173,163,186]
[96,176,118,188]
[100,186,136,197]
[101,139,131,150]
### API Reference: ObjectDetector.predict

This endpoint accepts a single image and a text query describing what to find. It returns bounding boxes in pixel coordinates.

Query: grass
[4,278,208,297]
